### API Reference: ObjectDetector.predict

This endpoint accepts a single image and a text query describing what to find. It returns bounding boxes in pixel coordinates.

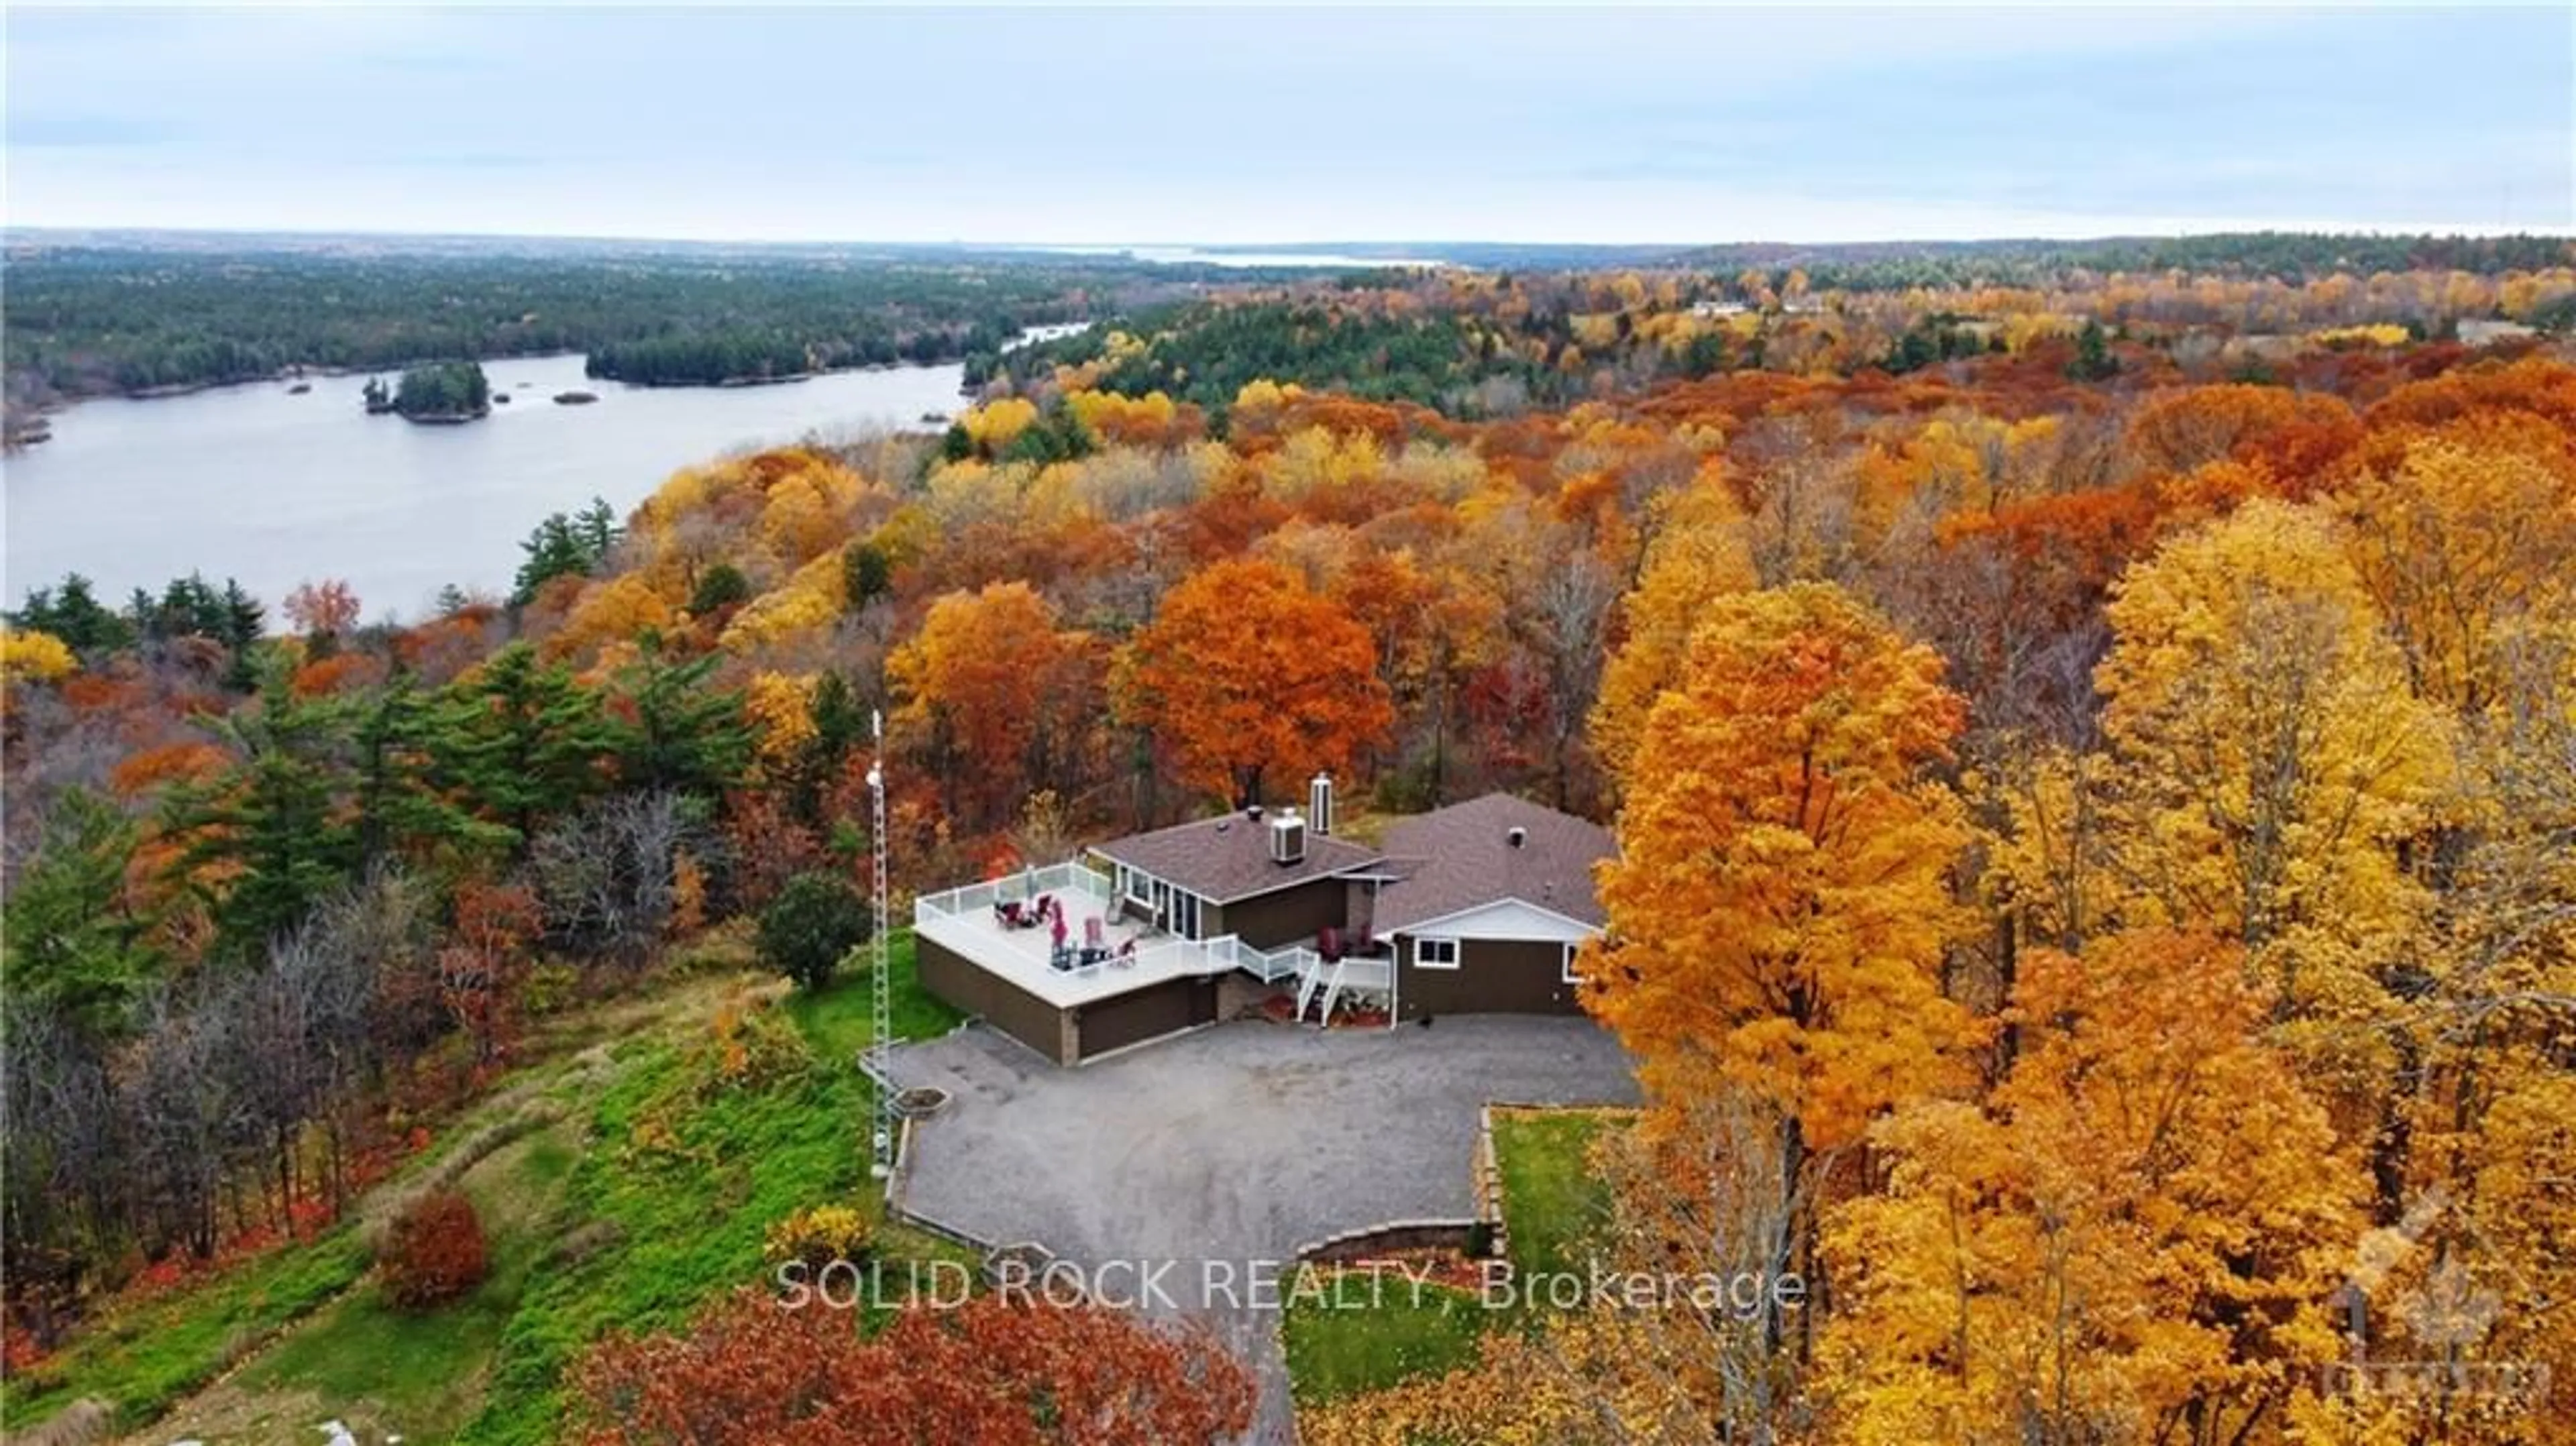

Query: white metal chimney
[1309,773,1335,836]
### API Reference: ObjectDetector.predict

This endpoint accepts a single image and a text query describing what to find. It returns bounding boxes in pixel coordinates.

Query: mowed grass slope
[233,1125,585,1439]
[464,932,965,1444]
[1,1229,374,1433]
[8,932,963,1445]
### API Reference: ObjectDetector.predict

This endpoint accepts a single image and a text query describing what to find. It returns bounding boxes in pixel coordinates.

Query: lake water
[3,352,985,621]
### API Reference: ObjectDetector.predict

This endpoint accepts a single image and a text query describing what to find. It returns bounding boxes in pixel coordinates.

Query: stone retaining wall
[1295,1219,1483,1265]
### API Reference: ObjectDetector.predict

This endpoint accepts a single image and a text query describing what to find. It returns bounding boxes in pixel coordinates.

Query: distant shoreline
[34,350,592,412]
[37,350,989,416]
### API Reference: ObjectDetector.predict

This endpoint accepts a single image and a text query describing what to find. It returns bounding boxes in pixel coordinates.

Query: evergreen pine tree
[603,644,755,800]
[352,679,515,868]
[432,643,619,850]
[169,689,360,959]
[1,788,158,1037]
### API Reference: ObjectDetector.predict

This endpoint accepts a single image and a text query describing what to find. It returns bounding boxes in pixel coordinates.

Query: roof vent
[1246,803,1264,821]
[1507,826,1528,849]
[1270,809,1306,865]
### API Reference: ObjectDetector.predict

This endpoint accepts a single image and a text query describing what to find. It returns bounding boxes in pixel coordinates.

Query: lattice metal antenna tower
[867,709,894,1178]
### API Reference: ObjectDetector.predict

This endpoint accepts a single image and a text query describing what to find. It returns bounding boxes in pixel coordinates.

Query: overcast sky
[7,5,2571,244]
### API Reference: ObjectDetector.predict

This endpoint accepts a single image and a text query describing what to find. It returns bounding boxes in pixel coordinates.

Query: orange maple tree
[1114,556,1393,807]
[887,581,1097,830]
[1584,582,1981,1298]
[1821,929,2363,1445]
[1587,581,1979,1151]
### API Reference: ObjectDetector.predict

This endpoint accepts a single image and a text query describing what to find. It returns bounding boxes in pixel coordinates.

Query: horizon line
[11,223,2573,252]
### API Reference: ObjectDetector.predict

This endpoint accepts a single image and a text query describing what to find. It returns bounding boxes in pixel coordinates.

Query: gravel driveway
[885,1015,1638,1441]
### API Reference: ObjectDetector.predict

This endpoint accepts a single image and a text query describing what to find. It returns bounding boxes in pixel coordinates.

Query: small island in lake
[366,362,492,423]
[553,389,600,406]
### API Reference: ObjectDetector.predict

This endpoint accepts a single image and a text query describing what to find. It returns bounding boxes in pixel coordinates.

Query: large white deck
[912,861,1392,1019]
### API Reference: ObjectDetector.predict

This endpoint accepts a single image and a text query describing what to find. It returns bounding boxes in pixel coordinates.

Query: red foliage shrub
[379,1190,489,1310]
[571,1290,1254,1445]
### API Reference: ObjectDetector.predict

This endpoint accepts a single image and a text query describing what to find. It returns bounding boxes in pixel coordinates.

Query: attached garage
[915,927,1222,1067]
[1075,975,1220,1061]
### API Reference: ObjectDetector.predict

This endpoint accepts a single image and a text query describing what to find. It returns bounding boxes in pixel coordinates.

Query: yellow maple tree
[1821,929,2364,1446]
[1590,479,1757,785]
[2092,499,2453,1091]
[0,626,78,683]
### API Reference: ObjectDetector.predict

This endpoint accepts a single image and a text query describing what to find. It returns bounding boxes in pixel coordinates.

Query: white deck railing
[1293,953,1394,1023]
[916,862,1395,1025]
[914,860,1116,928]
[1200,935,1306,985]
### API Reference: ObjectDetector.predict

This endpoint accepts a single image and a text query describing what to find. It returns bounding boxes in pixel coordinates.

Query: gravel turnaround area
[887,1015,1639,1442]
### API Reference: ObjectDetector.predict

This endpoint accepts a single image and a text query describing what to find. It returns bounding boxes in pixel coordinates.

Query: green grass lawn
[1282,1281,1493,1406]
[1492,1107,1621,1280]
[782,930,963,1062]
[237,1125,584,1438]
[1280,1107,1633,1410]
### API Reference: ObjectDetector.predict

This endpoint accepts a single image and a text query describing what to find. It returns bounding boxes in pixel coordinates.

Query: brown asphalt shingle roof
[1091,810,1382,904]
[1372,793,1613,933]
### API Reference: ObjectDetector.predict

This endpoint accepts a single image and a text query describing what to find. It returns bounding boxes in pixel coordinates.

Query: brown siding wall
[1218,877,1352,950]
[1396,935,1584,1021]
[1075,975,1218,1060]
[916,934,1075,1065]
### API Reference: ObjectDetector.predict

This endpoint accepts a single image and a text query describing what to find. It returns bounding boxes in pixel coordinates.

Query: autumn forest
[6,239,2576,1443]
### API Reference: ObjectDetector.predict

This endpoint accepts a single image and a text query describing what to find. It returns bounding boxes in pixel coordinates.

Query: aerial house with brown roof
[1365,791,1613,1022]
[911,777,1612,1064]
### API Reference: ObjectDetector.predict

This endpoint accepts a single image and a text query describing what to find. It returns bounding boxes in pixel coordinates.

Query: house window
[1415,937,1460,969]
[1174,891,1201,941]
[1561,942,1583,984]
